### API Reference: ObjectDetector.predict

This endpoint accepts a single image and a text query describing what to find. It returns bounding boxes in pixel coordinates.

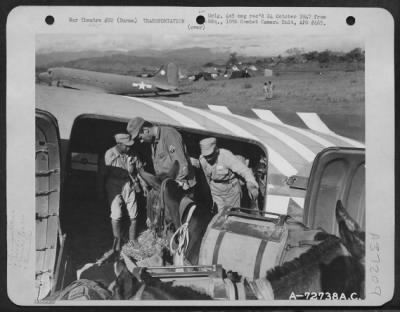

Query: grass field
[174,70,364,116]
[162,70,365,141]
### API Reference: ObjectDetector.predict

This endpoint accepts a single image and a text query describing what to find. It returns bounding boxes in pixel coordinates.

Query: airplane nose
[38,73,45,81]
[38,72,50,84]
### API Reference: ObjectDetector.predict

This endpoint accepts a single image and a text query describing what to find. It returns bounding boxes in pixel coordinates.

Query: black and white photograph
[6,6,394,306]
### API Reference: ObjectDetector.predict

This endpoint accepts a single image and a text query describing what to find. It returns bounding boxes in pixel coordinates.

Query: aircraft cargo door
[35,110,63,300]
[302,147,365,236]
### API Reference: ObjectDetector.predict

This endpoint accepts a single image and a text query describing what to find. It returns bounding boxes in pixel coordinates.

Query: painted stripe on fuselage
[297,112,334,134]
[266,195,291,214]
[163,100,297,177]
[161,100,184,107]
[208,107,316,163]
[335,136,364,148]
[253,109,336,148]
[208,105,232,114]
[252,109,284,124]
[125,97,205,130]
[291,197,305,208]
[266,195,306,215]
[297,113,364,147]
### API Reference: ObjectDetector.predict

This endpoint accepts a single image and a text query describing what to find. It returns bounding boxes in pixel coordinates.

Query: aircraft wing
[124,88,190,97]
[53,80,108,94]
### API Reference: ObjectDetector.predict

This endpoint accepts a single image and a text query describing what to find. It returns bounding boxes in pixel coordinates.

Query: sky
[36,33,364,57]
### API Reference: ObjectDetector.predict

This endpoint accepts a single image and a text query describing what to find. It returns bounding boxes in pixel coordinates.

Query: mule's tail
[153,63,179,87]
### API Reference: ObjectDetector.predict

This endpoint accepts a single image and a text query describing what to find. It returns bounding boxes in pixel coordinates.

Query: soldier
[104,133,141,253]
[199,137,259,213]
[127,117,196,189]
[127,117,197,228]
[266,80,274,99]
[263,82,268,99]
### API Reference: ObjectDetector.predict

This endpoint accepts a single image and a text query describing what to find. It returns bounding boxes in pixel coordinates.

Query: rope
[157,179,169,232]
[169,204,197,256]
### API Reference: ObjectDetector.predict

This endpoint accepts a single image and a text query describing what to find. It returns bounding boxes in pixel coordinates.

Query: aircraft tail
[153,62,179,87]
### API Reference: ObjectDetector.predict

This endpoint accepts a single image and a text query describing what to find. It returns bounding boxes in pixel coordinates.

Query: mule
[48,200,365,301]
[247,200,365,300]
[137,161,213,265]
[48,258,212,300]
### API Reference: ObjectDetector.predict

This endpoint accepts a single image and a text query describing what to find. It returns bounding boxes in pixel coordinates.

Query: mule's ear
[114,262,139,299]
[336,200,360,232]
[335,200,365,262]
[114,258,127,277]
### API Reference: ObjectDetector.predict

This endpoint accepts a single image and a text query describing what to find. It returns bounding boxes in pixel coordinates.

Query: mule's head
[335,200,365,264]
[112,260,158,299]
[138,160,180,191]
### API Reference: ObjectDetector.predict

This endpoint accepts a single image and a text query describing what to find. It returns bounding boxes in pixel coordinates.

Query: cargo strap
[170,203,197,257]
[247,278,274,300]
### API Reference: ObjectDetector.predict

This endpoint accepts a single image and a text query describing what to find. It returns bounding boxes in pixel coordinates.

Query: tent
[264,69,273,77]
[249,65,258,71]
[229,70,251,79]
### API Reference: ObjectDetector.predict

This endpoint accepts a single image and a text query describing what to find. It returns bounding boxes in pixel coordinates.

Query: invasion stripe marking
[266,195,305,213]
[297,112,335,134]
[253,109,335,147]
[252,109,284,124]
[126,97,204,130]
[161,100,184,107]
[291,197,305,208]
[322,131,365,148]
[209,107,316,163]
[207,105,232,114]
[165,101,297,177]
[267,195,291,215]
[297,112,365,147]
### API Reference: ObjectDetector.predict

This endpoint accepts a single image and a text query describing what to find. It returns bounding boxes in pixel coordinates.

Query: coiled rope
[169,203,197,256]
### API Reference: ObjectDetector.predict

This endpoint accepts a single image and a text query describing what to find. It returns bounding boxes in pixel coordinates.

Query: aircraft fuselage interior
[60,114,268,284]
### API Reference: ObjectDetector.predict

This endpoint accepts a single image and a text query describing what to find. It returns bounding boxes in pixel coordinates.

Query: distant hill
[36,50,119,67]
[36,47,364,77]
[36,47,230,73]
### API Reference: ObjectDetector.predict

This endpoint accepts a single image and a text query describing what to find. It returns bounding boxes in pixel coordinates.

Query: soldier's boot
[128,218,137,243]
[111,219,122,252]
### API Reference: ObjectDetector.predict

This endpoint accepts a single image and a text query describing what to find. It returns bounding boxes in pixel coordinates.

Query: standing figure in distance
[266,80,274,99]
[263,82,269,99]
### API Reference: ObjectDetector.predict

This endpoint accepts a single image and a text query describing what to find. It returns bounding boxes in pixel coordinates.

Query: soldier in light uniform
[104,134,141,252]
[199,137,259,212]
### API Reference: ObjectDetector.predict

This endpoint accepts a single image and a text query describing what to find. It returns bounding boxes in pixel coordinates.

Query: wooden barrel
[199,207,289,280]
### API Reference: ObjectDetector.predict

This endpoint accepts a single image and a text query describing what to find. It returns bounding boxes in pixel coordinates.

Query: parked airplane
[37,63,187,97]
